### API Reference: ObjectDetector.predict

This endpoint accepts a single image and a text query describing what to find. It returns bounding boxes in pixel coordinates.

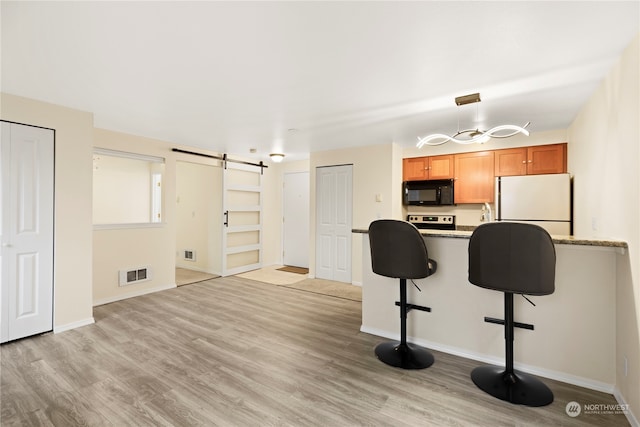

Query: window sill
[93,222,166,231]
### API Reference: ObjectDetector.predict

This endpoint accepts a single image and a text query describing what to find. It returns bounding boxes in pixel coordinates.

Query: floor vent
[119,266,152,286]
[183,250,196,261]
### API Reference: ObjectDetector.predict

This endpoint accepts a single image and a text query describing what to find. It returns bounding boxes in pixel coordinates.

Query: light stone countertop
[352,227,628,249]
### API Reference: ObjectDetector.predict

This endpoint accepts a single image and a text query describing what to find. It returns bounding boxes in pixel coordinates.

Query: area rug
[277,266,309,274]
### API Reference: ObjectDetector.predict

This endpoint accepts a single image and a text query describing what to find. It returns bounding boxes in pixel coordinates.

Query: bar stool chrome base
[375,341,434,370]
[471,365,554,407]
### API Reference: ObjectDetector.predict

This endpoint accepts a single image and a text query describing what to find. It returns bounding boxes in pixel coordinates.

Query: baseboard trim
[360,325,615,394]
[613,387,639,427]
[54,317,95,334]
[93,283,177,307]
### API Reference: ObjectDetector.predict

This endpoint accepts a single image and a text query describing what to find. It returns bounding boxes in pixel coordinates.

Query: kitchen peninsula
[353,227,627,393]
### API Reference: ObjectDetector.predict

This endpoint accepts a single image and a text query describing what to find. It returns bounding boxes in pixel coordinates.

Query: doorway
[315,165,353,283]
[283,171,309,268]
[1,121,54,343]
[175,161,222,278]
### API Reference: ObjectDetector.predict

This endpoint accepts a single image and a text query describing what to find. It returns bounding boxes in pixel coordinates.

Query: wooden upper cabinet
[495,143,567,176]
[494,147,527,176]
[403,157,429,181]
[527,143,567,175]
[403,155,454,181]
[454,151,495,204]
[427,155,454,179]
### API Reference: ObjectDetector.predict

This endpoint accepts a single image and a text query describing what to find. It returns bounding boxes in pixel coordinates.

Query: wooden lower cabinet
[454,151,495,204]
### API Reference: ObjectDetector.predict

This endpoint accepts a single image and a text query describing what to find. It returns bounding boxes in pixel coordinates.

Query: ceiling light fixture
[270,153,285,163]
[417,93,530,148]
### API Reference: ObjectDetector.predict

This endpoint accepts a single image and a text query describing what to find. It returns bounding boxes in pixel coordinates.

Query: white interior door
[283,172,309,268]
[1,121,54,343]
[315,165,352,283]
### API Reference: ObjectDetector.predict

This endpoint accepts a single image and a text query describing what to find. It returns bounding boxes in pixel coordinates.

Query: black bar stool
[368,219,437,369]
[468,222,556,407]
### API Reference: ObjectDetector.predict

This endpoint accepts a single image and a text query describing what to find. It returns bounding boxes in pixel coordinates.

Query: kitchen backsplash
[403,203,494,229]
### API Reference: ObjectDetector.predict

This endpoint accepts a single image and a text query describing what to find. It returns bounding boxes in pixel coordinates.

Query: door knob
[1,243,11,248]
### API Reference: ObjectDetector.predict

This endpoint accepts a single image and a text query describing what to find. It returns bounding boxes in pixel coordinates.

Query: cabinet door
[454,151,495,204]
[527,143,567,175]
[403,157,428,181]
[494,148,527,176]
[428,155,454,179]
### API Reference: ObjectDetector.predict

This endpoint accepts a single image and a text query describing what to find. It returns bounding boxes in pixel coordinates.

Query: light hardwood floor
[1,276,630,426]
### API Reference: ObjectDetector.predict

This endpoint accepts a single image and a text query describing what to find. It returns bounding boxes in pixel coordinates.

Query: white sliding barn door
[221,161,263,276]
[1,121,54,343]
[315,165,352,283]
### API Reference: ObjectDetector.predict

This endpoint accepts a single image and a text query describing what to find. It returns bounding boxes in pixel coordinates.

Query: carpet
[277,266,309,274]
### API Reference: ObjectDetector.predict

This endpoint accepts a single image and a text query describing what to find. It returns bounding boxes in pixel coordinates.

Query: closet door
[1,122,54,343]
[315,164,352,283]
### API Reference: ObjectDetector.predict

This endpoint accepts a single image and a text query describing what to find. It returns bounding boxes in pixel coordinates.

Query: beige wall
[93,129,276,303]
[568,33,639,420]
[93,154,154,224]
[92,129,178,304]
[1,93,94,331]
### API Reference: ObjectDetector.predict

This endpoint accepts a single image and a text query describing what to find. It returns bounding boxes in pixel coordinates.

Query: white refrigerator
[495,173,572,236]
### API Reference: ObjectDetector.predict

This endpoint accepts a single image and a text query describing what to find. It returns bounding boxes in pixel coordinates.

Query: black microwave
[403,179,454,206]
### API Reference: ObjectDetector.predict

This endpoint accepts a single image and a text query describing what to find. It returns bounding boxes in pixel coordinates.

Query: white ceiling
[2,1,638,162]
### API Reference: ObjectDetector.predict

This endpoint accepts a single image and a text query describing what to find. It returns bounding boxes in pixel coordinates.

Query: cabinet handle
[522,160,526,164]
[528,160,533,163]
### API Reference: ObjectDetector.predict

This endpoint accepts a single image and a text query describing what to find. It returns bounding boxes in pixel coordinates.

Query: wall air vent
[183,250,196,261]
[119,266,152,286]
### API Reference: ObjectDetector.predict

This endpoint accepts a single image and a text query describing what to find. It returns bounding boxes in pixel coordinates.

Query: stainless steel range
[407,214,456,230]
